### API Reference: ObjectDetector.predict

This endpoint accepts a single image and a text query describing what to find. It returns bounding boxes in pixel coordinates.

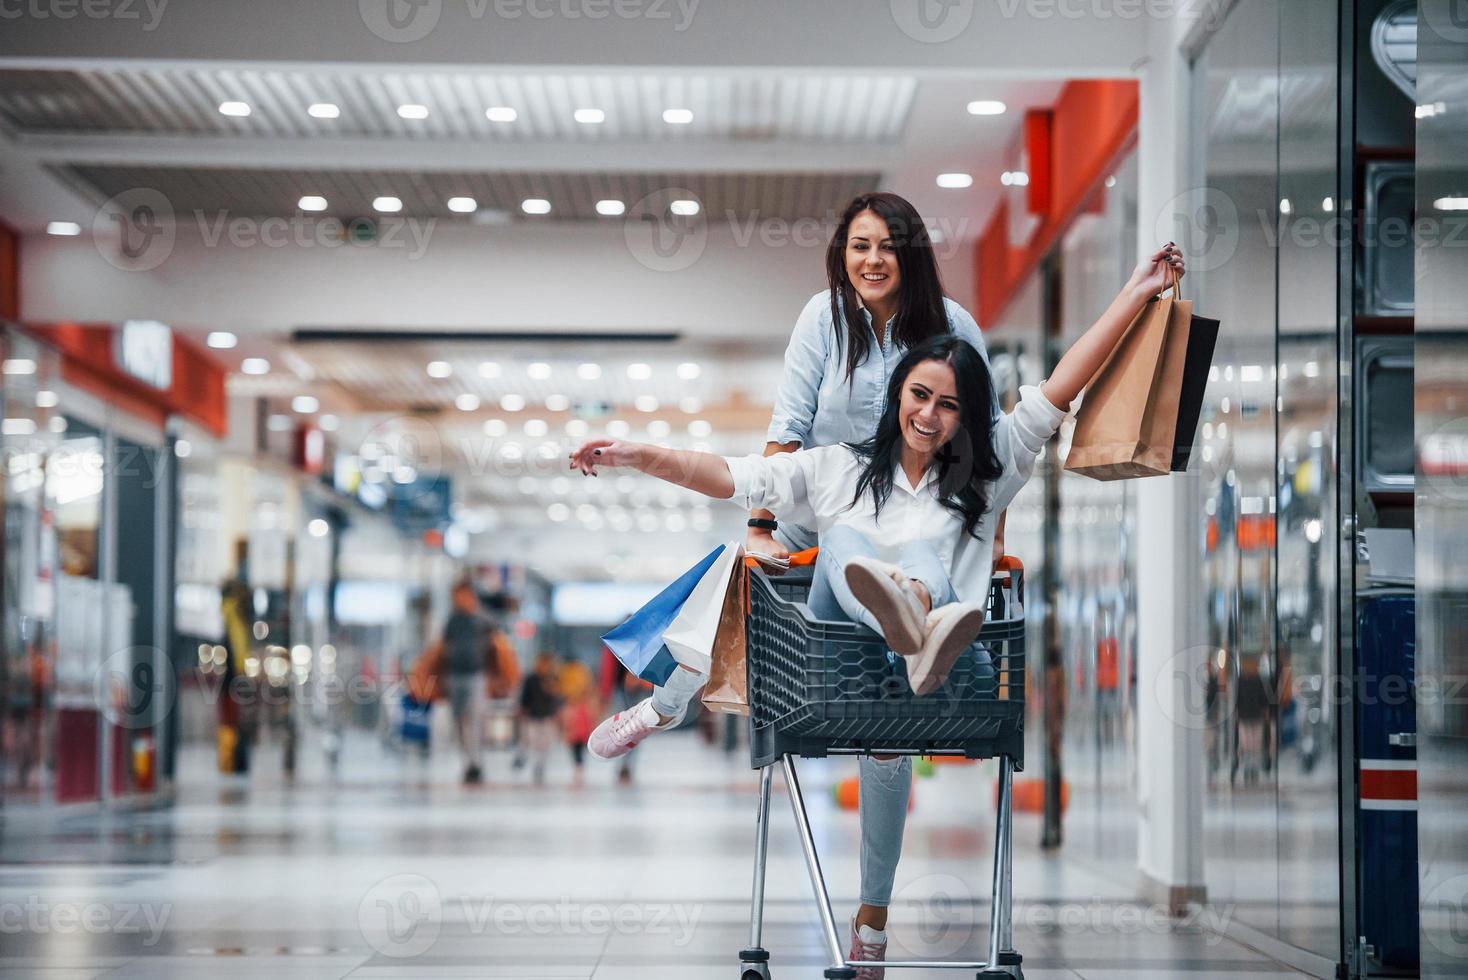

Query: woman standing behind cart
[579,240,1185,975]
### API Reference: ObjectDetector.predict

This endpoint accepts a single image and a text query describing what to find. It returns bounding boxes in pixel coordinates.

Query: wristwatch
[747,518,779,531]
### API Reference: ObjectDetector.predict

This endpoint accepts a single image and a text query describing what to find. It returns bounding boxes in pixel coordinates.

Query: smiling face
[843,209,901,313]
[898,358,962,459]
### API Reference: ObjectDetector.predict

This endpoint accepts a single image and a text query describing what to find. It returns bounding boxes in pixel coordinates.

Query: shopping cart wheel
[822,969,856,979]
[738,946,771,980]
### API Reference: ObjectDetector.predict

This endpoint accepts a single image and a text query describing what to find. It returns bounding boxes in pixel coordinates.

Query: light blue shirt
[766,290,992,449]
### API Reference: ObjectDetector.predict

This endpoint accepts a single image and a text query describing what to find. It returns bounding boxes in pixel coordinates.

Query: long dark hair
[850,335,1003,539]
[826,192,949,382]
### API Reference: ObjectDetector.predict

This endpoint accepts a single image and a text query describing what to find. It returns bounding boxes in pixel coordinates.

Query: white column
[1132,8,1209,911]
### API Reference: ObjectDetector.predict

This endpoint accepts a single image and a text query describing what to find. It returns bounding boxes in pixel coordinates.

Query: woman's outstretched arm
[569,440,735,499]
[1043,243,1186,408]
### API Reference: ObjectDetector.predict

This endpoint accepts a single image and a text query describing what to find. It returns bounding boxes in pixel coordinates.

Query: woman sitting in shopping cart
[571,240,1183,966]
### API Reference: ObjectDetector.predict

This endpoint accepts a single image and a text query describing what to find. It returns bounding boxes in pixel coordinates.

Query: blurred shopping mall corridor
[0,726,1315,979]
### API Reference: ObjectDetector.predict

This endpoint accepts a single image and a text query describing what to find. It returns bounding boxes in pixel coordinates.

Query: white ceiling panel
[0,67,916,143]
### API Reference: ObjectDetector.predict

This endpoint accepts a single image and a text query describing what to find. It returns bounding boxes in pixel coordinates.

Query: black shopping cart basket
[739,556,1027,980]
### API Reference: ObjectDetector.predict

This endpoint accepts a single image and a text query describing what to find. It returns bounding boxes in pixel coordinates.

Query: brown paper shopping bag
[1065,274,1193,480]
[700,565,750,716]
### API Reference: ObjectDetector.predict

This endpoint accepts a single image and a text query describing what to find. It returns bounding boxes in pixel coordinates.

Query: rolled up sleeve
[723,450,821,529]
[765,293,829,446]
[987,383,1068,516]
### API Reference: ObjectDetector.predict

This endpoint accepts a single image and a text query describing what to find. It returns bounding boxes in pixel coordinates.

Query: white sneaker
[587,698,682,761]
[844,556,926,656]
[908,602,986,696]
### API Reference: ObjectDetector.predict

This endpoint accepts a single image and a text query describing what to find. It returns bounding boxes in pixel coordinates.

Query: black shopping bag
[1170,312,1221,472]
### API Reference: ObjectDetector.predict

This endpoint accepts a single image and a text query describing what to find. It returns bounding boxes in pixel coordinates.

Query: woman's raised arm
[1043,243,1185,408]
[569,440,736,499]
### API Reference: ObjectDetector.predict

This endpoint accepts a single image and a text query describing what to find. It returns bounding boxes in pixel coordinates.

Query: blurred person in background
[518,651,563,784]
[557,657,597,787]
[423,579,498,785]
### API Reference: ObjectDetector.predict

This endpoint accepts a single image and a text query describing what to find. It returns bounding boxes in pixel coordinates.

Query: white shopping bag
[662,541,744,675]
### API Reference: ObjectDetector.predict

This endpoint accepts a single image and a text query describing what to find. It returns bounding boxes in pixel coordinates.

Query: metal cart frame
[737,558,1028,980]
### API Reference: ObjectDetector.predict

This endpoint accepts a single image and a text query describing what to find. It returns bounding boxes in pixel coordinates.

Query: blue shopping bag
[601,544,727,685]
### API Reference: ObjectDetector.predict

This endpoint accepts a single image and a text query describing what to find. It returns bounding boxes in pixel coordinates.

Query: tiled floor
[0,727,1313,979]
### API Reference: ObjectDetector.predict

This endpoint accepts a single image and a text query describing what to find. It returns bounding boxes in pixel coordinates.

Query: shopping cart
[739,556,1027,980]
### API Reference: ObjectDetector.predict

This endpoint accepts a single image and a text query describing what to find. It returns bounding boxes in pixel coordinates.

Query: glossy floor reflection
[1,725,1312,979]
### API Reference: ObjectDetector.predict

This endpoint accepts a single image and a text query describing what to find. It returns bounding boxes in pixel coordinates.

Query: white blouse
[725,384,1066,605]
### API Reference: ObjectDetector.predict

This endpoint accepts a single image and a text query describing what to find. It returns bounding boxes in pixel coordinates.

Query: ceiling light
[292,395,319,413]
[486,106,518,122]
[478,361,501,378]
[206,331,237,349]
[634,395,659,412]
[966,100,1006,115]
[676,362,701,380]
[627,362,651,380]
[218,101,251,117]
[574,108,605,124]
[447,196,478,214]
[456,393,481,411]
[1279,198,1293,215]
[373,196,402,213]
[307,103,340,119]
[524,419,549,437]
[46,221,81,236]
[1105,175,1117,188]
[1434,196,1468,211]
[426,361,452,378]
[670,199,700,216]
[308,518,330,538]
[545,394,570,412]
[547,502,570,522]
[484,419,508,436]
[527,362,552,380]
[521,198,551,215]
[1322,197,1335,212]
[688,420,712,438]
[500,394,526,412]
[319,414,339,432]
[577,363,602,380]
[35,390,58,408]
[565,419,588,438]
[595,199,626,216]
[662,108,693,124]
[937,173,974,189]
[174,439,191,458]
[241,358,269,375]
[396,104,429,120]
[647,420,671,438]
[298,195,328,212]
[606,420,630,438]
[679,396,702,414]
